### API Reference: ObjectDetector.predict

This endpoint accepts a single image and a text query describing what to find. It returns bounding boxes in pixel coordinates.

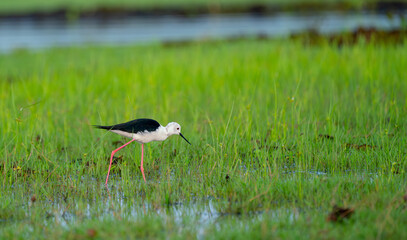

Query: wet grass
[1,38,407,239]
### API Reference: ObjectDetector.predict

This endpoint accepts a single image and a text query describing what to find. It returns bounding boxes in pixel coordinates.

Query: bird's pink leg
[105,139,136,185]
[141,143,146,182]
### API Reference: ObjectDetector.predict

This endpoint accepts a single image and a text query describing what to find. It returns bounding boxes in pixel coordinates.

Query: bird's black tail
[93,125,113,130]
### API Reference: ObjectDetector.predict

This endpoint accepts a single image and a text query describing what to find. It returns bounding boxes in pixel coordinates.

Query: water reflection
[0,11,405,52]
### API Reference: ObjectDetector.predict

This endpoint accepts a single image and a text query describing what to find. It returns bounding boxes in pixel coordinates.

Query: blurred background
[0,0,406,52]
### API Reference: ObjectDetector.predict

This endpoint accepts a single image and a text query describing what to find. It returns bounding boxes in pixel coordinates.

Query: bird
[94,118,191,185]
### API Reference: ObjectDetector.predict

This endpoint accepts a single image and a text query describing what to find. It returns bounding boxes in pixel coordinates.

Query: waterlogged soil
[4,170,377,223]
[2,180,300,239]
[2,166,406,239]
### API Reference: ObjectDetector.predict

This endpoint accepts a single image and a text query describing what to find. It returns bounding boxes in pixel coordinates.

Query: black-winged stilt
[94,118,191,185]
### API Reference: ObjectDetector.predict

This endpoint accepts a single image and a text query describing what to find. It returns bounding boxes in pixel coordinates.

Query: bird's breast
[132,126,168,144]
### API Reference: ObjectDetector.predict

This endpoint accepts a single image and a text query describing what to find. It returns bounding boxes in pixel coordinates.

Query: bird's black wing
[94,118,161,134]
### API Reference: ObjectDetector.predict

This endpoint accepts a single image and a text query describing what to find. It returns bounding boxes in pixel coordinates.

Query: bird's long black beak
[180,133,191,145]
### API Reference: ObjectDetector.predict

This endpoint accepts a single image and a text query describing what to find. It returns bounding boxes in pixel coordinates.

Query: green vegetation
[0,0,380,14]
[1,39,407,239]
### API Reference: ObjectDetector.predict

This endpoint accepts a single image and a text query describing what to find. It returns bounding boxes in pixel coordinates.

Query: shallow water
[18,188,289,239]
[1,168,388,238]
[0,11,406,52]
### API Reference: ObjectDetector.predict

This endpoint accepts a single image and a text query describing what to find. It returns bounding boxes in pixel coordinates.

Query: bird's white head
[165,122,191,145]
[166,122,182,136]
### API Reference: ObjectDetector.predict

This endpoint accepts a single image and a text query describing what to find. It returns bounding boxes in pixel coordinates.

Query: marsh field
[1,36,407,238]
[0,0,407,234]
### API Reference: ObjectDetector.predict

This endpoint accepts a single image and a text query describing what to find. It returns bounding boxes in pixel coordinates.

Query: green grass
[0,0,378,14]
[1,39,407,239]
